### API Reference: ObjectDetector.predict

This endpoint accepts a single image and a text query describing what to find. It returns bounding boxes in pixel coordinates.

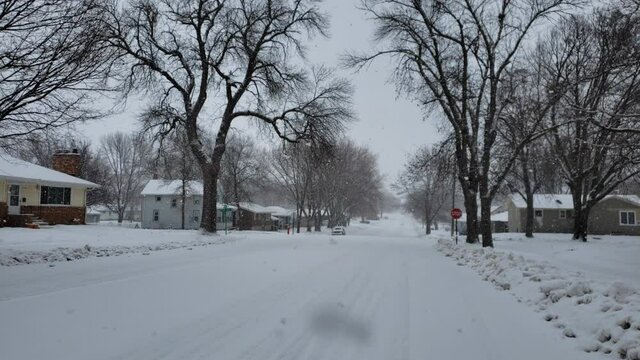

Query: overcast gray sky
[78,0,442,186]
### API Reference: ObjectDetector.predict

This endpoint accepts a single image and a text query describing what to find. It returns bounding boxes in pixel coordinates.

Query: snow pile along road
[0,236,232,266]
[436,239,640,360]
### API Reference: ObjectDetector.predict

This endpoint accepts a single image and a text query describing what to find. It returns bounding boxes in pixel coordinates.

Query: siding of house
[141,195,233,230]
[141,194,203,230]
[0,180,6,203]
[508,196,640,235]
[534,209,573,233]
[237,209,271,231]
[507,200,520,232]
[589,198,640,235]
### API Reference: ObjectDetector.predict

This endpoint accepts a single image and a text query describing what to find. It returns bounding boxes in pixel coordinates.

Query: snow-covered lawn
[0,216,614,360]
[435,232,640,360]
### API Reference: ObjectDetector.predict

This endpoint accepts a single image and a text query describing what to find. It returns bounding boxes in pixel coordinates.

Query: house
[91,204,141,222]
[140,179,235,230]
[0,150,99,226]
[85,207,101,224]
[456,206,508,235]
[506,193,640,235]
[236,202,272,231]
[264,206,294,230]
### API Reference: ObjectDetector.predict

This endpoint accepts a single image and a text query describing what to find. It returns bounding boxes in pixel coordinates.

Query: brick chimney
[52,149,81,177]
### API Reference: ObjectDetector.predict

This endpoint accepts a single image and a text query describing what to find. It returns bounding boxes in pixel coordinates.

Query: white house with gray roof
[140,180,234,230]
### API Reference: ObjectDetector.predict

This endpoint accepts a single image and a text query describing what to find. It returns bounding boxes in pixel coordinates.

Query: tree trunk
[524,193,534,238]
[314,214,321,232]
[521,154,535,238]
[181,180,186,230]
[479,197,493,247]
[200,170,218,233]
[571,189,588,241]
[425,219,432,235]
[463,193,479,244]
[572,202,590,242]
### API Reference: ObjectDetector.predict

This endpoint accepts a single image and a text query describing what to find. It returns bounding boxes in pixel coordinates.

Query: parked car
[359,219,371,224]
[331,226,346,235]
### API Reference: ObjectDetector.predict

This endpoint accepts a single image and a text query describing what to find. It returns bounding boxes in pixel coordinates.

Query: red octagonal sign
[451,208,462,220]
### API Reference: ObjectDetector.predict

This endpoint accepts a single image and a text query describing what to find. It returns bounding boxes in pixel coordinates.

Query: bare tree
[220,134,263,207]
[100,132,151,223]
[496,60,566,237]
[543,8,640,241]
[269,143,314,233]
[0,0,113,145]
[102,0,353,232]
[395,145,452,235]
[346,0,576,246]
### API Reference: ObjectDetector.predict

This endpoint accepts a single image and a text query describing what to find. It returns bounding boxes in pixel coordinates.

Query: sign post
[451,208,462,244]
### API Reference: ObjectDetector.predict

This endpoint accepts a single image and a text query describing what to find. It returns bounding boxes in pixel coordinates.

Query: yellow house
[0,151,99,226]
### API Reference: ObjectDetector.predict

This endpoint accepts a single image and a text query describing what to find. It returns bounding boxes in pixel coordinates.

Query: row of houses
[1,150,638,235]
[458,194,640,236]
[139,180,294,231]
[0,152,295,231]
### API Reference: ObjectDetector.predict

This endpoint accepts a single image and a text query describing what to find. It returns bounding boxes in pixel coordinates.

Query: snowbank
[436,238,640,360]
[0,225,236,266]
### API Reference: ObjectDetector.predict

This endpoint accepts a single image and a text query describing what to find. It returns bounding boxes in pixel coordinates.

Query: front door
[8,184,20,215]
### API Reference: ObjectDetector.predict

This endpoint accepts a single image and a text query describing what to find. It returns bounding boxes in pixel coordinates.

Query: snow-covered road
[0,216,602,360]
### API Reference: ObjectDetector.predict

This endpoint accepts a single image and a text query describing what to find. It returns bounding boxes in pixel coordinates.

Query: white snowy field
[0,216,611,360]
[434,231,640,360]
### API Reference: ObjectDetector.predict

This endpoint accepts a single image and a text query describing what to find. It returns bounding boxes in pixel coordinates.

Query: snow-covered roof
[0,153,98,188]
[492,211,509,222]
[238,202,271,214]
[141,180,204,196]
[264,206,294,217]
[86,207,101,215]
[510,193,640,209]
[510,194,574,209]
[217,203,237,211]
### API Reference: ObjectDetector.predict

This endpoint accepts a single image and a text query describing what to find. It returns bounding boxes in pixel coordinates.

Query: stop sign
[451,208,462,219]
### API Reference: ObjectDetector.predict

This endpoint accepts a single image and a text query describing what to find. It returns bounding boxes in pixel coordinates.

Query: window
[620,211,636,225]
[156,196,161,202]
[40,186,71,205]
[153,210,159,222]
[559,210,566,219]
[534,210,543,217]
[193,210,200,223]
[194,198,200,205]
[171,198,177,208]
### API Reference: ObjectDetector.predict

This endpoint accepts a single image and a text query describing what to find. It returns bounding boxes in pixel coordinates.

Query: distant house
[506,194,640,235]
[236,202,272,231]
[91,204,141,222]
[457,206,508,235]
[264,206,294,230]
[140,180,234,230]
[0,151,99,226]
[85,207,101,224]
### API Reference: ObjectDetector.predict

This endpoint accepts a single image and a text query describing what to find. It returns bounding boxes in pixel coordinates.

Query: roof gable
[238,202,271,214]
[141,180,204,196]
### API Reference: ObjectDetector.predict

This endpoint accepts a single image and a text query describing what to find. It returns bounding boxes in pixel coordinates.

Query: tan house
[0,150,99,226]
[507,194,640,236]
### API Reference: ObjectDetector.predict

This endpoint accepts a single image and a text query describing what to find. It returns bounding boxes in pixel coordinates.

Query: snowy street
[0,216,605,360]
